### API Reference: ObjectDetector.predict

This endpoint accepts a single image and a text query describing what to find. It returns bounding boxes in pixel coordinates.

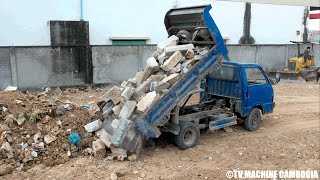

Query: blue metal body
[206,61,275,117]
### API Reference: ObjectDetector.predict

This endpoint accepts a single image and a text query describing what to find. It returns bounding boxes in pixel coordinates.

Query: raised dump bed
[136,5,229,138]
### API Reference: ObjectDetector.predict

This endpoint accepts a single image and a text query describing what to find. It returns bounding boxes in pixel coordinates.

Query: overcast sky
[0,0,311,45]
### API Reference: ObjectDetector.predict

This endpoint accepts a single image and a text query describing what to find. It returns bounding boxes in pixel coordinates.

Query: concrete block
[102,101,115,119]
[111,117,132,147]
[121,87,135,100]
[164,44,195,55]
[162,73,180,86]
[111,87,124,105]
[84,119,103,133]
[92,139,106,158]
[194,55,203,60]
[111,147,127,161]
[127,78,137,87]
[136,91,160,114]
[182,59,197,68]
[100,86,120,103]
[134,79,151,95]
[161,51,183,72]
[157,35,179,53]
[120,81,128,88]
[142,57,159,81]
[135,71,143,85]
[154,82,170,93]
[119,100,137,119]
[16,113,26,126]
[112,105,122,116]
[98,129,112,148]
[111,119,120,129]
[185,49,195,59]
[170,63,182,74]
[158,56,168,65]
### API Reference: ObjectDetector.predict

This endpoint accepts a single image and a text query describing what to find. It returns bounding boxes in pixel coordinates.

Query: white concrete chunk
[135,71,143,85]
[136,91,160,114]
[111,117,132,147]
[112,105,122,116]
[164,44,195,55]
[119,100,137,119]
[162,73,180,86]
[92,139,106,158]
[161,51,183,72]
[185,49,195,59]
[98,129,112,148]
[102,101,114,118]
[121,87,135,100]
[170,63,182,73]
[142,57,159,81]
[84,119,103,133]
[154,82,170,93]
[157,35,179,53]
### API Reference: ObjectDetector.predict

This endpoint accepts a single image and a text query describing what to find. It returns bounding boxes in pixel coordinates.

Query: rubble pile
[0,89,95,174]
[89,35,208,158]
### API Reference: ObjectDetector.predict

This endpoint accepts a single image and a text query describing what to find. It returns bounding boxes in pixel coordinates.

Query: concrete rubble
[88,36,204,160]
[0,36,204,174]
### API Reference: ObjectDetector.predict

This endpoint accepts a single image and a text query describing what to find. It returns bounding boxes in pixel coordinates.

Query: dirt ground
[1,81,319,180]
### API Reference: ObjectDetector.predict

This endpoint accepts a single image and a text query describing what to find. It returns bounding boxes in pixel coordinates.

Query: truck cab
[174,61,279,150]
[206,62,276,118]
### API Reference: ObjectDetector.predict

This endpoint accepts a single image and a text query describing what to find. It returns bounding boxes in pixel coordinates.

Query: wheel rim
[183,129,196,146]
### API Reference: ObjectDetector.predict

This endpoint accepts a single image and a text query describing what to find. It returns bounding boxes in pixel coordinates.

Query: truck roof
[222,61,261,68]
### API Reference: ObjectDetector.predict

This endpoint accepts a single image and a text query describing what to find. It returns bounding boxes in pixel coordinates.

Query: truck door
[243,67,274,115]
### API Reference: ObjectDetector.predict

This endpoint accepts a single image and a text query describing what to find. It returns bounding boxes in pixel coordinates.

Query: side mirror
[270,73,280,85]
[275,73,281,84]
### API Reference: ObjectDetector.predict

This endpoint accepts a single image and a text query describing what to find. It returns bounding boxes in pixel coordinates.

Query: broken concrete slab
[182,59,197,69]
[97,129,112,148]
[120,81,128,88]
[112,105,122,116]
[102,101,115,119]
[154,82,170,93]
[158,55,168,65]
[157,35,179,53]
[44,134,57,144]
[194,55,203,61]
[119,100,137,119]
[135,71,143,85]
[111,147,127,161]
[111,88,124,105]
[170,63,182,74]
[111,117,132,147]
[161,51,183,72]
[164,44,195,55]
[92,139,106,158]
[162,73,180,86]
[121,87,135,100]
[84,119,103,133]
[100,86,121,103]
[136,91,160,114]
[142,57,159,81]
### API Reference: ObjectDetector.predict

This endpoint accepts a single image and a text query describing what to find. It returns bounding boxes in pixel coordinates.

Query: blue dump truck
[134,5,280,150]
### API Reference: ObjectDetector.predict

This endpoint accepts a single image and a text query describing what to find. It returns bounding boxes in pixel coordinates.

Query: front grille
[288,62,296,71]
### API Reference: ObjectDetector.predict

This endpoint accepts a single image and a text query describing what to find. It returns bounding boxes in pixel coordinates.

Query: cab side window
[245,67,267,85]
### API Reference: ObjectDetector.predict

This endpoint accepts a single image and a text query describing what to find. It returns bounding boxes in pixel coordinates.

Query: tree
[239,3,255,44]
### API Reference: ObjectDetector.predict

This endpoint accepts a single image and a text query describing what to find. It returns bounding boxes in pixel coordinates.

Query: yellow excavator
[272,41,318,81]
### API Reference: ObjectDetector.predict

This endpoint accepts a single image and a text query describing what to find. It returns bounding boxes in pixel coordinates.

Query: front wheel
[175,122,200,150]
[244,108,262,131]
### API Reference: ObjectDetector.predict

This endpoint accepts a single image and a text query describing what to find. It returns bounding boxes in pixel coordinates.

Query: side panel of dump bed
[136,5,229,138]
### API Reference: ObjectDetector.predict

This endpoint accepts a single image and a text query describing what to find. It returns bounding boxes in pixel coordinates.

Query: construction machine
[269,41,318,81]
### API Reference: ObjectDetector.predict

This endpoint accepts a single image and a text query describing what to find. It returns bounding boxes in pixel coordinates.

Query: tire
[175,122,200,150]
[176,30,192,42]
[244,108,262,132]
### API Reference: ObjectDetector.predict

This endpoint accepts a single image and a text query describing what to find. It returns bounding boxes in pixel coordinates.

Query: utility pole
[80,0,84,21]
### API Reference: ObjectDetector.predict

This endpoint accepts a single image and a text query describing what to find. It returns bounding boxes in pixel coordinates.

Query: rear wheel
[244,108,261,131]
[175,122,200,150]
